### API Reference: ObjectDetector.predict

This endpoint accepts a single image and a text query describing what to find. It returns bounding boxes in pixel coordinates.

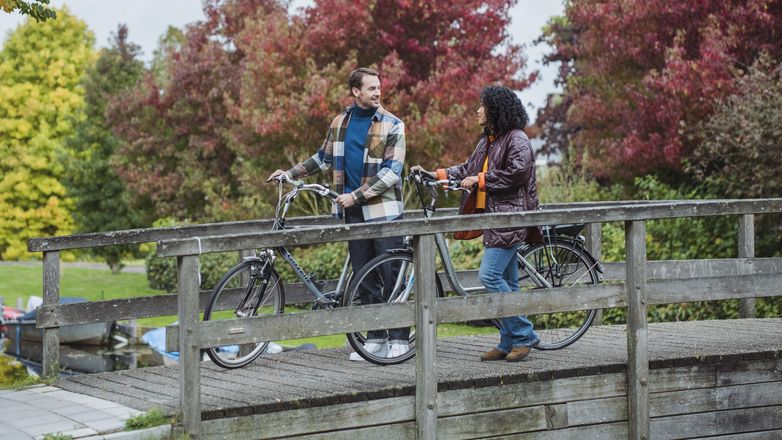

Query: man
[267,67,408,360]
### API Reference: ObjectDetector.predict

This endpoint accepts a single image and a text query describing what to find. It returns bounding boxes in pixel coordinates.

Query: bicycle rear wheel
[517,239,599,350]
[343,250,420,365]
[204,259,285,368]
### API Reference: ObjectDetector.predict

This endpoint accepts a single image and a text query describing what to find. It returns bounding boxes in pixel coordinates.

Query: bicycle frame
[408,174,557,295]
[254,177,353,306]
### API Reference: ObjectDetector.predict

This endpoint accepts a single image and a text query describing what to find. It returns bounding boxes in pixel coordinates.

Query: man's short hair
[349,67,380,90]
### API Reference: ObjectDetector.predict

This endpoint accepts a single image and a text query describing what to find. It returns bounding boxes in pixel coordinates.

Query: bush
[600,175,737,262]
[275,242,349,284]
[145,239,349,292]
[145,251,238,292]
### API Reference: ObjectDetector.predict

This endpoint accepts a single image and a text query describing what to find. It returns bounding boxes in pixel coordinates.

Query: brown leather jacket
[439,129,543,248]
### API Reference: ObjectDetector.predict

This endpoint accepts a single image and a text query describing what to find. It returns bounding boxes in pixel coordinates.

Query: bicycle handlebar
[407,170,471,194]
[274,174,339,201]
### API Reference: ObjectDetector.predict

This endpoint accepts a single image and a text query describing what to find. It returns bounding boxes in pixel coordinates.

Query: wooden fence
[28,199,782,439]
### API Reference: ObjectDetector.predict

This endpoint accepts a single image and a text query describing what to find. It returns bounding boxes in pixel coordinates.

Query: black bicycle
[202,176,355,368]
[342,171,603,364]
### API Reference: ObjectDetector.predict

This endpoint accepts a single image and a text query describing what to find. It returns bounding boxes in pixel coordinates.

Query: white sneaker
[387,341,410,358]
[349,340,388,361]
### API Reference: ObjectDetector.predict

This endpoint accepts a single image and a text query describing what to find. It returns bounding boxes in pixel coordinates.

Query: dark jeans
[345,206,409,342]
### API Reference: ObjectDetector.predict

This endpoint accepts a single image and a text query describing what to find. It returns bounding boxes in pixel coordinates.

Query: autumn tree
[0,8,94,259]
[0,0,56,22]
[109,0,535,222]
[537,0,782,183]
[62,24,151,272]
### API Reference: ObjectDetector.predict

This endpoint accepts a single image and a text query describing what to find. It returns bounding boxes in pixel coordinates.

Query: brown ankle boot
[506,346,531,362]
[480,348,507,361]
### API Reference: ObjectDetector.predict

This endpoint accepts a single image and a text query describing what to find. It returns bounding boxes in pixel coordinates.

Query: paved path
[0,385,169,440]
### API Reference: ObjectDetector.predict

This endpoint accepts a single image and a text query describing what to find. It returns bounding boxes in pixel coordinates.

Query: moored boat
[3,297,114,348]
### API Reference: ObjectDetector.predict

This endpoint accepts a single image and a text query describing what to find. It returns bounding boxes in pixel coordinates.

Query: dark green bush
[145,251,237,292]
[275,242,348,283]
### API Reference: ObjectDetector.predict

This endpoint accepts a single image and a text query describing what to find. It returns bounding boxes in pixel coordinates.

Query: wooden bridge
[27,199,782,439]
[55,319,782,439]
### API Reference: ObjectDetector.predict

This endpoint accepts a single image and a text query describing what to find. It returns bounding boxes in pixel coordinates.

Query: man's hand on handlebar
[267,169,287,182]
[336,193,356,208]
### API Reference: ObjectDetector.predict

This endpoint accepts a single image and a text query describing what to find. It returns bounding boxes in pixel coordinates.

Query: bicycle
[341,171,602,364]
[203,176,359,368]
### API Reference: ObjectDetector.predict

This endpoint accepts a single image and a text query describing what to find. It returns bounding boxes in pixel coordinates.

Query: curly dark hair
[480,86,529,137]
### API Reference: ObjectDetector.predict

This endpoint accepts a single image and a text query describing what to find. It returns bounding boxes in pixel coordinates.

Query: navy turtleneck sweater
[344,105,376,194]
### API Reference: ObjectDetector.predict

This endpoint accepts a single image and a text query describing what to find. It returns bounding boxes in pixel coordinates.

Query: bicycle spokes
[203,260,285,369]
[236,263,276,317]
[518,240,599,350]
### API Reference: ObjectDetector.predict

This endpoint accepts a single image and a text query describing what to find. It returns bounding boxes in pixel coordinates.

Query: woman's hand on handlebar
[410,165,436,179]
[267,169,287,182]
[460,175,478,189]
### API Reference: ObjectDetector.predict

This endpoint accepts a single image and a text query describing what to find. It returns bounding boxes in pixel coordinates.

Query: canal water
[1,337,167,381]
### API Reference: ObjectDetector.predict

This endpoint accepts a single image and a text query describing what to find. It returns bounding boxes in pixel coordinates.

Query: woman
[412,85,543,362]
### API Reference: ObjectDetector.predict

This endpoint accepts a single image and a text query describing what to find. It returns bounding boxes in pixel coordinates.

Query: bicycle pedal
[312,298,337,310]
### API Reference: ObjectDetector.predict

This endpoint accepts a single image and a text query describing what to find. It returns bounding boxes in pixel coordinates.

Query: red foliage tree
[537,0,782,182]
[109,0,534,221]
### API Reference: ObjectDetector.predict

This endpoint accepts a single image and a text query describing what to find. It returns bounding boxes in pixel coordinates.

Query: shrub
[145,251,237,292]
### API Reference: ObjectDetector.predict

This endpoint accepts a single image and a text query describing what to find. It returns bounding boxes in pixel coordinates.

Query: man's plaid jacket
[286,104,405,222]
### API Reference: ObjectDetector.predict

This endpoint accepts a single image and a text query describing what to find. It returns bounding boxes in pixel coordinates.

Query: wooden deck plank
[148,365,284,407]
[61,375,177,410]
[55,318,782,423]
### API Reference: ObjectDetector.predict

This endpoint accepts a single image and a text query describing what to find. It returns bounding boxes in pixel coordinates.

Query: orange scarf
[475,136,493,209]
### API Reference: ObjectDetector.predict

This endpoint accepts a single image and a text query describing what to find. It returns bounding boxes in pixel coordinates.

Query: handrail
[27,199,688,252]
[156,199,782,257]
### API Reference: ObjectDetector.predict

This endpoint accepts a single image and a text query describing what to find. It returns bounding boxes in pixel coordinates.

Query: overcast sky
[0,1,564,120]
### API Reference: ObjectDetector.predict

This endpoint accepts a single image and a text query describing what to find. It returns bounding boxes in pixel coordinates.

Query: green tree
[0,8,95,260]
[0,0,56,22]
[689,55,782,258]
[691,55,782,201]
[62,24,150,272]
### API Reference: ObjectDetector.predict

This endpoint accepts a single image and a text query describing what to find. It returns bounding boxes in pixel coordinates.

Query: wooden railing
[26,200,647,373]
[28,199,782,440]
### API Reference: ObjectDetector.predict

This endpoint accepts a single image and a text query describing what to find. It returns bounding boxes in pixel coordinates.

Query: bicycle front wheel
[517,240,599,350]
[204,259,285,368]
[343,250,419,366]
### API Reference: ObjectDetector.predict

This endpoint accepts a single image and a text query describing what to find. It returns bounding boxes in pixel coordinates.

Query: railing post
[625,220,649,440]
[414,234,437,440]
[42,251,60,377]
[177,254,201,438]
[585,223,603,325]
[738,214,756,318]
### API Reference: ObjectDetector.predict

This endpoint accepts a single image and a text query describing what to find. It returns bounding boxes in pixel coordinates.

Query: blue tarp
[141,327,180,361]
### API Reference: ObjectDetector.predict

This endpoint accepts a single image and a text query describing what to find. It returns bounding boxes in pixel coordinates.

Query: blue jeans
[479,244,539,353]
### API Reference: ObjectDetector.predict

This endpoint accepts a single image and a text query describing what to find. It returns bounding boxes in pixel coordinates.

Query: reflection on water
[1,338,166,378]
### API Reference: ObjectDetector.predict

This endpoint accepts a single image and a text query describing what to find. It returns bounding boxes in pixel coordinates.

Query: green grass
[124,407,170,431]
[0,264,163,307]
[42,434,73,440]
[0,264,178,327]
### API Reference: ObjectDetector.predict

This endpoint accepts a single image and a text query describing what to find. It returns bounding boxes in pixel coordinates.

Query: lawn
[0,264,500,349]
[0,264,175,328]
